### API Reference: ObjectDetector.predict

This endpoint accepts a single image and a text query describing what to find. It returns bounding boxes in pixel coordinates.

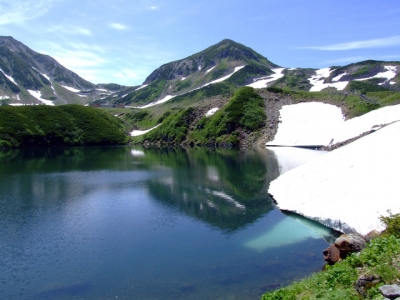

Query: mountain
[108,39,279,106]
[0,36,131,106]
[105,39,399,108]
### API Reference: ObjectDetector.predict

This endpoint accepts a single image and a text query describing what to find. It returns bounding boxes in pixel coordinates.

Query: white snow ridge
[247,68,285,89]
[308,68,348,92]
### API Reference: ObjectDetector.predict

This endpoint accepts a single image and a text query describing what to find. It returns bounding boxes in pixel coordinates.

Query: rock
[323,245,341,264]
[379,284,400,299]
[335,233,367,258]
[365,230,381,241]
[355,275,382,297]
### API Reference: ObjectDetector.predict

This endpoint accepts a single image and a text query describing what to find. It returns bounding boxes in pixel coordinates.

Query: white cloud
[305,36,400,51]
[48,25,91,36]
[109,23,127,30]
[150,6,158,10]
[39,42,106,72]
[0,0,55,25]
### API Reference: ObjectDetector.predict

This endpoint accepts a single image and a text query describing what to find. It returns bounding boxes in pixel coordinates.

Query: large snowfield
[268,103,400,236]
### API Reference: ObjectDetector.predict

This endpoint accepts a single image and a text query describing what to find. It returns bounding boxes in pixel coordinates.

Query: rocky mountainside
[107,40,399,108]
[0,36,130,106]
[109,39,280,106]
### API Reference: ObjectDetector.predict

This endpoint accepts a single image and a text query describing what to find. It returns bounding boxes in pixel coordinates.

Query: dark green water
[0,146,330,299]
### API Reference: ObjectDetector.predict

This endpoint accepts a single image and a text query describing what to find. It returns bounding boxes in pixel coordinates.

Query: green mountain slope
[0,105,128,148]
[110,39,279,106]
[0,36,132,106]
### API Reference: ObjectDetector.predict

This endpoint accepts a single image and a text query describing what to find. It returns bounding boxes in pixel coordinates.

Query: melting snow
[27,90,55,106]
[0,68,18,86]
[332,72,348,82]
[135,84,148,91]
[139,95,176,109]
[205,107,219,117]
[269,120,400,236]
[206,66,216,74]
[355,65,397,83]
[247,68,286,89]
[202,65,245,87]
[61,85,80,93]
[309,68,349,91]
[268,102,400,148]
[130,124,161,136]
[330,104,400,145]
[267,102,344,147]
[181,77,187,81]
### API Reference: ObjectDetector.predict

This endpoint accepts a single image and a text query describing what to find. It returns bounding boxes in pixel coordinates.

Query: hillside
[0,105,129,148]
[0,36,132,106]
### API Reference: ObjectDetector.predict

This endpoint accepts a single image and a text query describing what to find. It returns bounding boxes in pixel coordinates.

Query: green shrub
[0,105,128,148]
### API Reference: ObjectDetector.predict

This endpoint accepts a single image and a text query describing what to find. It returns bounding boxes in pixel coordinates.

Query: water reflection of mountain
[143,147,280,232]
[0,146,283,232]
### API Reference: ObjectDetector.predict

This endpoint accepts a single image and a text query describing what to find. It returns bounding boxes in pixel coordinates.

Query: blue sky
[1,0,400,86]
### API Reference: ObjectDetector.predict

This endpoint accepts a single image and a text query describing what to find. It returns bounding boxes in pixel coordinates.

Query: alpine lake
[0,146,335,300]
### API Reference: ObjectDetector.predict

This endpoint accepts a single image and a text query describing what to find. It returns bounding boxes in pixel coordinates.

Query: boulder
[355,275,382,297]
[379,284,400,299]
[335,233,367,258]
[323,245,341,265]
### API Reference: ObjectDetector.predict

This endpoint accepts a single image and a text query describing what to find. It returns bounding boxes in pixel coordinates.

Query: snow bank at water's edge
[269,121,400,236]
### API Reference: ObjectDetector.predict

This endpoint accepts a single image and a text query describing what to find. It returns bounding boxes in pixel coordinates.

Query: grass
[261,213,400,300]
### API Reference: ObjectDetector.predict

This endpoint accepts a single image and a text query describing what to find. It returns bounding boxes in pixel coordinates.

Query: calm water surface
[0,146,332,299]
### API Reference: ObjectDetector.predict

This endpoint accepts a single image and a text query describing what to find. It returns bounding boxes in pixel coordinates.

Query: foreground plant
[261,214,400,300]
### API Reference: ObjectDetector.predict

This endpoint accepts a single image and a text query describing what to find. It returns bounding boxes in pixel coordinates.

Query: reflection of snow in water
[245,217,326,251]
[131,149,145,157]
[206,166,220,181]
[205,189,245,209]
[267,147,326,175]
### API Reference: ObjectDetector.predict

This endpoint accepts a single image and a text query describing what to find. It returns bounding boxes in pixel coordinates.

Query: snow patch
[206,66,216,74]
[181,77,187,81]
[61,85,80,93]
[135,84,148,91]
[9,103,25,106]
[355,65,397,83]
[0,68,18,86]
[27,90,55,106]
[205,107,219,117]
[247,68,286,89]
[332,72,348,82]
[267,102,344,147]
[330,104,400,145]
[269,121,400,236]
[309,68,348,91]
[202,65,245,87]
[139,95,176,109]
[130,124,161,136]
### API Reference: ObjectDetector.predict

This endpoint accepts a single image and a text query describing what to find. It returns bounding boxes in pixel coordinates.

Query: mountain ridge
[1,36,399,109]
